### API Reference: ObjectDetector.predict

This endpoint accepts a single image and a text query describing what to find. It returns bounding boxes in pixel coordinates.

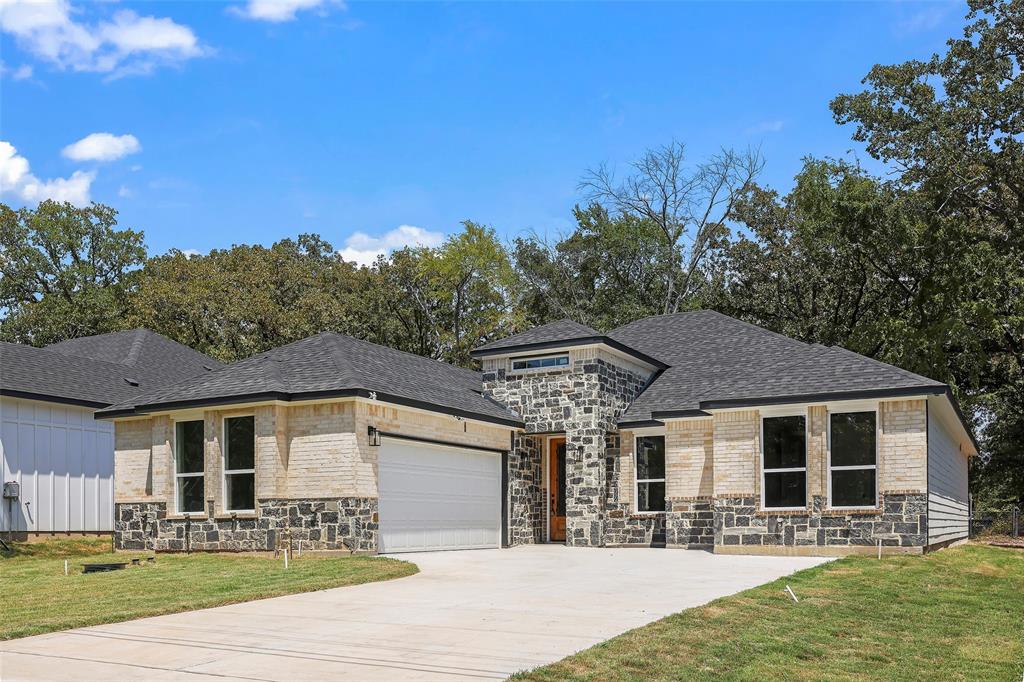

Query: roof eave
[698,385,947,411]
[95,388,525,429]
[470,335,667,370]
[1,388,112,410]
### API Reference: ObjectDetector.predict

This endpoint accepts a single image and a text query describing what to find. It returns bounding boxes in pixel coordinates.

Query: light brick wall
[114,399,512,509]
[879,399,927,493]
[806,405,828,499]
[285,402,359,498]
[619,432,635,506]
[712,410,760,496]
[114,419,152,500]
[666,418,714,500]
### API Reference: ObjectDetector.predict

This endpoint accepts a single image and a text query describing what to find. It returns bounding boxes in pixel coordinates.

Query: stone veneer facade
[482,347,657,547]
[483,338,935,554]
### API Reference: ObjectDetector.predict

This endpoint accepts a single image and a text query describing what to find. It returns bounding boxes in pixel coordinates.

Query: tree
[369,222,517,366]
[512,204,671,331]
[130,235,372,362]
[0,201,147,345]
[580,141,763,314]
[831,0,1023,508]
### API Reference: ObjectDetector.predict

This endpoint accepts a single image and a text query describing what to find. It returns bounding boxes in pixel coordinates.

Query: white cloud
[181,248,202,258]
[230,0,343,23]
[117,185,132,198]
[745,119,784,135]
[62,132,140,162]
[338,224,444,267]
[0,140,94,206]
[0,61,33,79]
[0,0,204,77]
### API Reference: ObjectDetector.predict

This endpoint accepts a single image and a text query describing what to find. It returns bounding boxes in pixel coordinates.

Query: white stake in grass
[64,560,68,576]
[284,548,289,570]
[785,585,799,603]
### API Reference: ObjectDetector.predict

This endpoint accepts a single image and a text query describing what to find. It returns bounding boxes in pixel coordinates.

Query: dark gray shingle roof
[609,311,944,424]
[97,332,523,427]
[46,329,224,388]
[472,319,601,355]
[2,330,222,408]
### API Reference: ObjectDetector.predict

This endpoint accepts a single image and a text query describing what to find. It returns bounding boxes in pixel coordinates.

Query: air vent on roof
[124,377,139,386]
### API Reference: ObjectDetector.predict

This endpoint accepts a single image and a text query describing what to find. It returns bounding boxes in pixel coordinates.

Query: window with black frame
[762,415,807,508]
[829,411,877,508]
[635,435,666,512]
[175,420,204,513]
[224,416,255,511]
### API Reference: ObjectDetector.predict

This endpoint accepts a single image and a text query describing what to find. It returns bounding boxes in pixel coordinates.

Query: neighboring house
[97,311,976,556]
[0,330,222,538]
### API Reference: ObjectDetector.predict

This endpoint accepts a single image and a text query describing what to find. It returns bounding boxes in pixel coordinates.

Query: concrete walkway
[1,545,828,681]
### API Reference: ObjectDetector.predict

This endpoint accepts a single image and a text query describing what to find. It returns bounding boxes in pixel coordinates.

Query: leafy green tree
[512,204,672,331]
[0,201,147,345]
[369,221,517,366]
[831,0,1023,507]
[130,235,372,362]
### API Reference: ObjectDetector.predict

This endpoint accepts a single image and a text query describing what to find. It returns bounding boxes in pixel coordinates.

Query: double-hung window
[829,411,878,508]
[175,420,205,514]
[761,415,807,509]
[224,416,255,512]
[635,435,666,512]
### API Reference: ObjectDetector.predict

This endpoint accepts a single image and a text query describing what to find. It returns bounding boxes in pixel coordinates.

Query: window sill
[214,511,257,520]
[823,507,882,516]
[630,511,667,518]
[755,508,809,516]
[167,513,208,520]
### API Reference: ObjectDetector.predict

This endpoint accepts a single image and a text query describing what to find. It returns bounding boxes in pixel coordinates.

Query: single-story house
[0,330,221,538]
[97,310,976,556]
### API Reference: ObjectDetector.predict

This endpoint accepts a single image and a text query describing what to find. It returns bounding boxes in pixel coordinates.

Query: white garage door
[378,438,501,553]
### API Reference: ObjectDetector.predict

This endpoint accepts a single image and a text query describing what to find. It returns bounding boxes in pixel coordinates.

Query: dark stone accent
[713,493,928,548]
[665,499,715,548]
[113,497,378,552]
[484,352,652,547]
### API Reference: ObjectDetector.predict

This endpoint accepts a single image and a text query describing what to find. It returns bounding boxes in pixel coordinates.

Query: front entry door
[549,437,567,542]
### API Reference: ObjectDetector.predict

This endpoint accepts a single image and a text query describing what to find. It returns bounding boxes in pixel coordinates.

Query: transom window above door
[762,415,807,509]
[635,435,666,512]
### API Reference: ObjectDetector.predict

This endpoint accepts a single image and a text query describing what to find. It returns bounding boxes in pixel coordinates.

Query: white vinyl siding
[0,397,114,533]
[927,412,969,545]
[378,438,501,553]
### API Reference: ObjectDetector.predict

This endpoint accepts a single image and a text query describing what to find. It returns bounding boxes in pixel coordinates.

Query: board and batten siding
[0,397,114,533]
[927,410,969,546]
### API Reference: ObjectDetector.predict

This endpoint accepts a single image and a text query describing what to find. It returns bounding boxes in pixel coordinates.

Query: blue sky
[2,0,965,263]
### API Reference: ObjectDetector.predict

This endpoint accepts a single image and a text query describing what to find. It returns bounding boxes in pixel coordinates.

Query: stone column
[565,425,606,546]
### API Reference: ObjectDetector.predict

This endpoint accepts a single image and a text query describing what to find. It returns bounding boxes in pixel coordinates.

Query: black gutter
[651,409,712,420]
[617,419,665,430]
[697,385,947,410]
[0,388,112,410]
[95,387,525,429]
[470,335,668,370]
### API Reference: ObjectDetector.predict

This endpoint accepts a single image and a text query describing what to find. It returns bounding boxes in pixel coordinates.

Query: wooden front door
[549,437,567,542]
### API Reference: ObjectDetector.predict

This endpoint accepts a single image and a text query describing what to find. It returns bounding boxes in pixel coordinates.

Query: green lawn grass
[0,537,416,641]
[515,544,1024,682]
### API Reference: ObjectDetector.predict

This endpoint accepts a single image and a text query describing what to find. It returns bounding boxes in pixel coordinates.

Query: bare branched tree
[580,141,764,314]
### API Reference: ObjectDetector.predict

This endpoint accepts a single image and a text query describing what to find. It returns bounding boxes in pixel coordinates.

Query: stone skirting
[114,497,378,552]
[603,505,666,546]
[666,498,714,548]
[714,493,928,549]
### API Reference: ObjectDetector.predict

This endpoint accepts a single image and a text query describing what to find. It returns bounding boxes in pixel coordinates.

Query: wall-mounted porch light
[368,425,381,447]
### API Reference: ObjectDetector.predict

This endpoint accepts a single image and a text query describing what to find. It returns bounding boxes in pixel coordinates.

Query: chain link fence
[970,505,1021,540]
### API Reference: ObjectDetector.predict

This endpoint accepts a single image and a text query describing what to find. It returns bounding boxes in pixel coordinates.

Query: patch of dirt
[975,536,1024,549]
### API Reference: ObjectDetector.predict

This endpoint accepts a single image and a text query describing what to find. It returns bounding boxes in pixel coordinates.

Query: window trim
[827,407,880,510]
[633,434,666,514]
[510,353,570,372]
[759,410,809,511]
[173,419,205,515]
[222,414,256,513]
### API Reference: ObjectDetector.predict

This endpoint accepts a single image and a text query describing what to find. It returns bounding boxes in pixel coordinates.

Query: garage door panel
[379,439,501,554]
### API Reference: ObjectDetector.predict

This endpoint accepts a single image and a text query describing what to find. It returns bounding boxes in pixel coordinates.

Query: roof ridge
[322,331,466,376]
[322,333,363,389]
[124,329,148,369]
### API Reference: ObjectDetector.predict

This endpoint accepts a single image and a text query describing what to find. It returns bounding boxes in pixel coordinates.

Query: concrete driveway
[1,545,828,681]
